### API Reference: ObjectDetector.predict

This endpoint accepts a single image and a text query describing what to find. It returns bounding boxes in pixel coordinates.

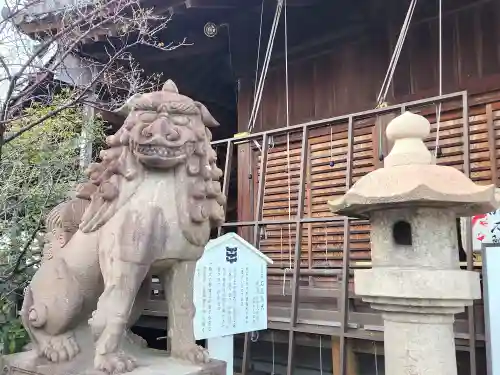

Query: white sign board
[482,244,500,375]
[193,232,272,340]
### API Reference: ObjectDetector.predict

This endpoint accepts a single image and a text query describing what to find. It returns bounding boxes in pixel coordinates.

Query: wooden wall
[237,0,500,133]
[234,0,500,274]
[252,98,500,272]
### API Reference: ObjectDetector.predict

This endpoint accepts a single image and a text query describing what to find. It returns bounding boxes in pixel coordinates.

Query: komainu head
[111,79,220,169]
[76,80,226,237]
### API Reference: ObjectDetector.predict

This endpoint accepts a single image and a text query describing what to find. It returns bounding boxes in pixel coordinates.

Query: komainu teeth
[138,144,190,157]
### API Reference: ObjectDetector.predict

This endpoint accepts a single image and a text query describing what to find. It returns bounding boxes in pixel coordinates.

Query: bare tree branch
[0,0,191,160]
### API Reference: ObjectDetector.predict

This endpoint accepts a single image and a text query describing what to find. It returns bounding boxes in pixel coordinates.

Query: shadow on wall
[356,352,384,375]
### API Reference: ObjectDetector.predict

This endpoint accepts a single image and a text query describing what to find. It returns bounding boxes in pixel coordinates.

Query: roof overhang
[4,0,321,40]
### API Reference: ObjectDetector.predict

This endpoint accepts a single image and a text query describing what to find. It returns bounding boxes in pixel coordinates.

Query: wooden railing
[137,91,495,375]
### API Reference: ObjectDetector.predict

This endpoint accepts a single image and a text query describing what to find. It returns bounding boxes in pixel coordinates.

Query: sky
[0,0,54,100]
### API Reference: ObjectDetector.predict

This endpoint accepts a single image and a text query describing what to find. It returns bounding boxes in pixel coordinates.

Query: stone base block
[2,327,226,375]
[355,268,481,302]
[3,352,226,375]
[384,313,457,375]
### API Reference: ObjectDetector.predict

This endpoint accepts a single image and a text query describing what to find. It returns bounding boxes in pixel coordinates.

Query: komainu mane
[20,80,226,374]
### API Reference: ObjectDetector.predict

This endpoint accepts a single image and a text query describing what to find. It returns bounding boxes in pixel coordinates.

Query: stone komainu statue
[21,80,226,374]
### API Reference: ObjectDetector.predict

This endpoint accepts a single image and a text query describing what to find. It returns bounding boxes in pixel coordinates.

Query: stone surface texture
[328,111,497,375]
[4,80,226,374]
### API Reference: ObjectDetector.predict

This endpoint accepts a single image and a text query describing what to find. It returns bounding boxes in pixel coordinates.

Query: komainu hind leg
[125,277,152,348]
[165,260,209,364]
[21,290,79,362]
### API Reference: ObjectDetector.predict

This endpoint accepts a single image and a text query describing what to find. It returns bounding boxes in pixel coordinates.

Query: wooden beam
[185,0,319,8]
[486,103,498,185]
[237,142,253,242]
[186,0,238,8]
[332,337,358,375]
[306,143,313,285]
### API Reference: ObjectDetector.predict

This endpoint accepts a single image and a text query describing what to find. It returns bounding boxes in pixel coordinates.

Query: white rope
[324,224,329,267]
[282,268,287,295]
[254,0,265,97]
[248,0,283,133]
[376,0,418,107]
[250,331,259,342]
[434,0,443,160]
[271,331,276,375]
[280,226,285,295]
[378,0,417,105]
[374,342,379,375]
[319,336,323,375]
[330,126,333,162]
[284,0,289,131]
[284,0,292,271]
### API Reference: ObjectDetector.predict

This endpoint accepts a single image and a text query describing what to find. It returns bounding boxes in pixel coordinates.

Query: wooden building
[12,0,500,374]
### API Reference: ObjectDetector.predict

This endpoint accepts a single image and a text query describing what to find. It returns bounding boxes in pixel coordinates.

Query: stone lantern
[328,112,497,375]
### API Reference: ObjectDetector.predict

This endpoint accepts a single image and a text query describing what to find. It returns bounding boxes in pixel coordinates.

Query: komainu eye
[171,115,189,126]
[138,112,157,122]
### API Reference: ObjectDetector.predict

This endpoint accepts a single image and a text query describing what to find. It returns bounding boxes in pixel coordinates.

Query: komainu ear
[195,101,220,127]
[114,93,143,117]
[162,79,179,94]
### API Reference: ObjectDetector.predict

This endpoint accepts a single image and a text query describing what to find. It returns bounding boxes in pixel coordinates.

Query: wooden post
[306,144,313,286]
[486,104,498,186]
[237,142,253,242]
[208,335,234,375]
[332,337,358,375]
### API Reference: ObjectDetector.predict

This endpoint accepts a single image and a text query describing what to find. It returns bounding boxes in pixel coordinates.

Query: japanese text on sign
[193,234,271,340]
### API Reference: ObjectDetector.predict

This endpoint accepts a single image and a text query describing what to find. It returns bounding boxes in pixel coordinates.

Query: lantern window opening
[393,220,413,246]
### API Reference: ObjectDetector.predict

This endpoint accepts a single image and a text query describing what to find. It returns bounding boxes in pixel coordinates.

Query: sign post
[482,243,500,375]
[193,233,273,375]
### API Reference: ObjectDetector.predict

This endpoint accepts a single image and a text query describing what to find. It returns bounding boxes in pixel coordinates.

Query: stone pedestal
[383,313,456,375]
[2,326,226,375]
[3,353,226,375]
[355,261,481,375]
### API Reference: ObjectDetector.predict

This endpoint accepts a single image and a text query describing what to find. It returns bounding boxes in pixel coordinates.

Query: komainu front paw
[172,344,209,364]
[42,333,80,362]
[94,352,136,374]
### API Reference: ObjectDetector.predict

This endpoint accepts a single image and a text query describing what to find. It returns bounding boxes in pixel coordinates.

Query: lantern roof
[328,111,498,218]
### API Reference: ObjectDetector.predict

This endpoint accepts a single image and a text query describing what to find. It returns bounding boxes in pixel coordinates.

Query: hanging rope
[319,335,323,375]
[324,224,329,268]
[373,342,379,375]
[329,125,335,167]
[284,0,293,273]
[254,0,265,97]
[376,0,418,107]
[248,0,284,133]
[376,0,418,162]
[434,0,443,160]
[250,331,260,342]
[280,227,286,295]
[271,331,276,375]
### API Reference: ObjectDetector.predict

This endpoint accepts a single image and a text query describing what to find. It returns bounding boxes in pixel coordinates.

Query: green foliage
[0,89,105,354]
[0,311,28,354]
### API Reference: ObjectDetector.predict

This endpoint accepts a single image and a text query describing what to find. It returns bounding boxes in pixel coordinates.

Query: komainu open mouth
[136,141,195,158]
